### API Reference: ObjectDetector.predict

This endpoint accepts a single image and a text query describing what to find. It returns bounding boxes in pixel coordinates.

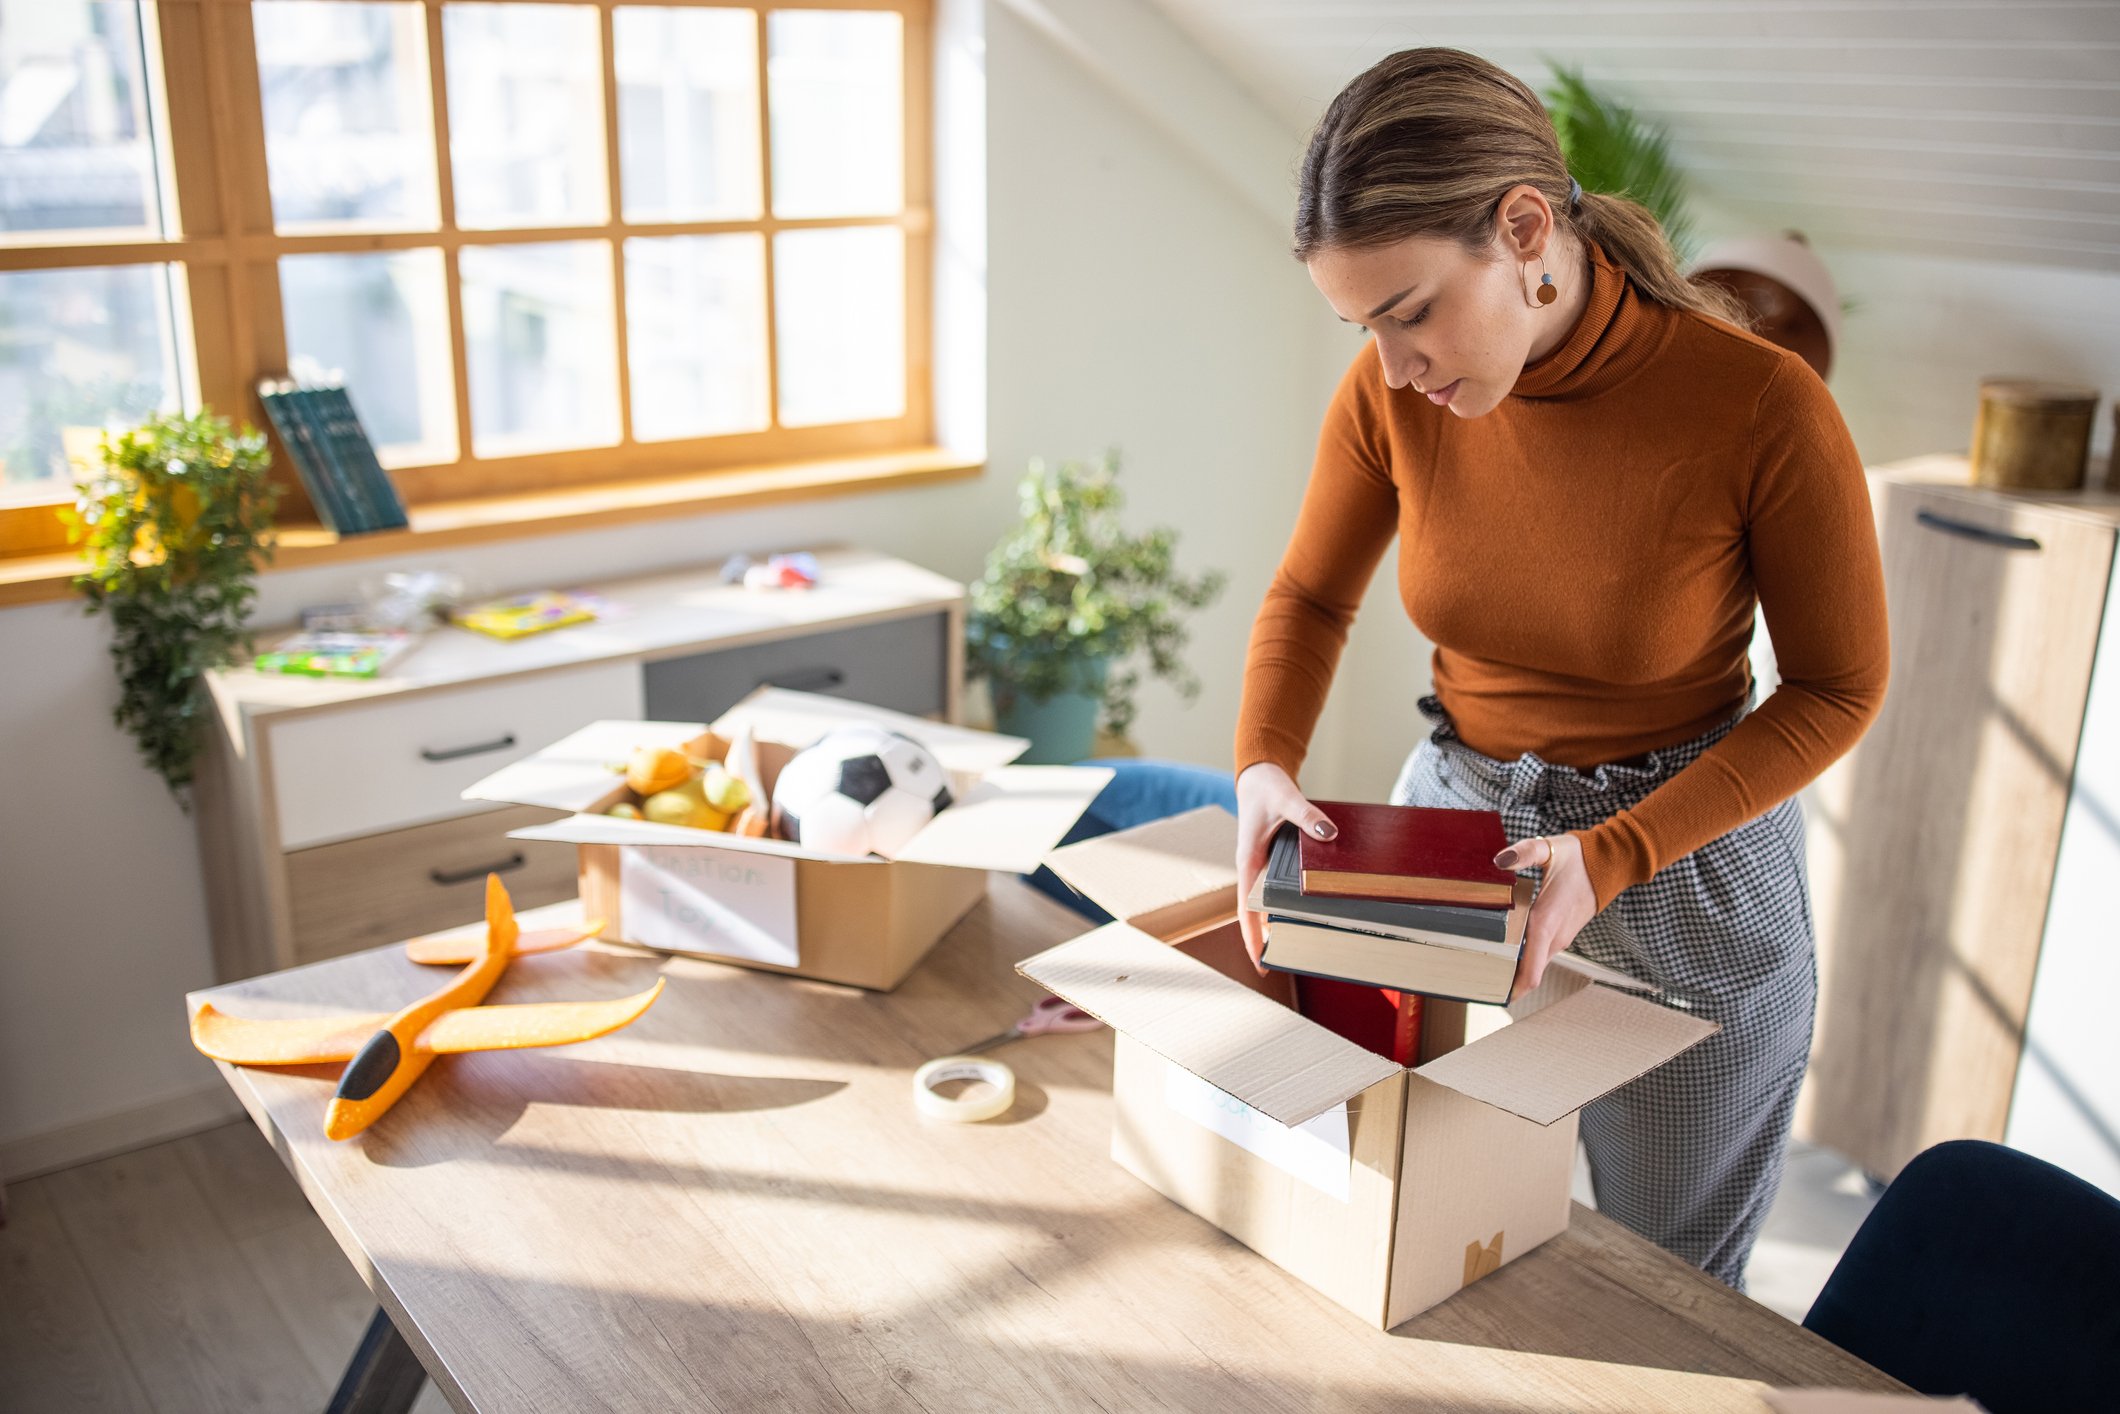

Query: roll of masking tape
[913,1055,1016,1123]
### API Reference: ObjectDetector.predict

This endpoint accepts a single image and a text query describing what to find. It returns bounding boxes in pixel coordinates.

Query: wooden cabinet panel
[284,804,579,968]
[1799,480,2115,1179]
[2005,556,2120,1196]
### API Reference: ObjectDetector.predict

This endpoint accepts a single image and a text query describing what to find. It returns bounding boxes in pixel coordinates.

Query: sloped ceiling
[1141,0,2120,269]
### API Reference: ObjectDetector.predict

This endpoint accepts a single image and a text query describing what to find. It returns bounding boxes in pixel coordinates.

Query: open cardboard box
[1018,805,1719,1328]
[464,687,1112,990]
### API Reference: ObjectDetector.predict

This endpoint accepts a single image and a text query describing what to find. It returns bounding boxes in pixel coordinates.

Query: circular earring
[1536,272,1558,306]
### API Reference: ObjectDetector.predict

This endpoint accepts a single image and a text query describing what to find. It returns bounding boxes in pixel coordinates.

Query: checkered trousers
[1388,686,1817,1291]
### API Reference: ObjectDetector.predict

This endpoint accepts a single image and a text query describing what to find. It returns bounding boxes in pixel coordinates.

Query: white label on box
[618,845,799,966]
[1162,1060,1351,1202]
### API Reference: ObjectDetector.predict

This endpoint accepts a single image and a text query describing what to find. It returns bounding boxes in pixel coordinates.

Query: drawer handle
[419,733,518,763]
[1916,509,2042,553]
[759,667,846,694]
[430,853,526,886]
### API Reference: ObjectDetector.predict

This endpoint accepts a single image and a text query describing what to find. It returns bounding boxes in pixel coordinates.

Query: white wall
[0,0,1341,1172]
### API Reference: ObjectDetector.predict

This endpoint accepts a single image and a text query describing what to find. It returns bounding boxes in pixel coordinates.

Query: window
[0,0,935,559]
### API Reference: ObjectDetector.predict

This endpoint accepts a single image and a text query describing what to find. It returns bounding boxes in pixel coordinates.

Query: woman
[1232,48,1889,1292]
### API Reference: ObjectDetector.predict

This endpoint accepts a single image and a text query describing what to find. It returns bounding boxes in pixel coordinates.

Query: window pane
[773,226,903,427]
[460,240,617,456]
[442,3,605,230]
[280,249,455,467]
[0,263,182,504]
[767,10,901,219]
[253,1,438,231]
[613,7,759,224]
[0,1,163,238]
[624,235,766,442]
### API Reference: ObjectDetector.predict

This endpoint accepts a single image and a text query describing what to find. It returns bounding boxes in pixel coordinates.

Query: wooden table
[191,878,1907,1413]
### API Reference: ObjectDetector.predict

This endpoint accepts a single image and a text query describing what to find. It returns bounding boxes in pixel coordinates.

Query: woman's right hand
[1235,761,1338,977]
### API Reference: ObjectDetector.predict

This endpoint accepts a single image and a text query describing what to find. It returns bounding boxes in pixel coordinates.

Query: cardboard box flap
[1042,805,1238,936]
[1017,918,1401,1128]
[1412,983,1718,1125]
[888,765,1114,872]
[506,812,868,862]
[462,719,703,813]
[709,686,1029,776]
[1547,950,1655,993]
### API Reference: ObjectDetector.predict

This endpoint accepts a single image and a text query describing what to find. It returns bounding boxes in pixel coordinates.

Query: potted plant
[69,408,280,803]
[1541,62,1701,263]
[967,451,1224,764]
[1542,63,1855,369]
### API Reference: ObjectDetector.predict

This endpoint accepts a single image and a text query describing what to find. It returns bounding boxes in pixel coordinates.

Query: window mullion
[425,0,476,474]
[752,4,782,432]
[903,0,933,445]
[599,4,634,447]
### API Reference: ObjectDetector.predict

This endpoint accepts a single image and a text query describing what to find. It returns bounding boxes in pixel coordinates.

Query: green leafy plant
[69,408,280,803]
[1541,63,1700,265]
[967,451,1225,740]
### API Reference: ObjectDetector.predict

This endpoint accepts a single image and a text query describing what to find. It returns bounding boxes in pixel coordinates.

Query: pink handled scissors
[954,995,1102,1056]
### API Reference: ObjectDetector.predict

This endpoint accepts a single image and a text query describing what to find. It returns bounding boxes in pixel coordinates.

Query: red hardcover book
[1299,800,1518,908]
[1295,976,1425,1066]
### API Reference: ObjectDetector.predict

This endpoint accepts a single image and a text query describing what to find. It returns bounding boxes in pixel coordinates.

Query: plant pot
[994,658,1109,765]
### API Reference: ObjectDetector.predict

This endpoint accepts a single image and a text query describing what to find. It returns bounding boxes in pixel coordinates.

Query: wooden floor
[0,1121,451,1414]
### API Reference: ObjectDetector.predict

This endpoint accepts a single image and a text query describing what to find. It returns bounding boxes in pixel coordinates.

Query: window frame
[0,0,937,560]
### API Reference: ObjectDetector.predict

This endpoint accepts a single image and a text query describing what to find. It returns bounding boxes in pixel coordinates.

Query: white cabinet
[269,661,641,850]
[196,546,966,979]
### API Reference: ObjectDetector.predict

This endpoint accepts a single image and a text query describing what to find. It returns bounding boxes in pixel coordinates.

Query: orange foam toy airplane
[190,875,664,1140]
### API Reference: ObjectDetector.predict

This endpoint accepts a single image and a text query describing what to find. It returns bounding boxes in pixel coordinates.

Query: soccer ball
[770,725,954,856]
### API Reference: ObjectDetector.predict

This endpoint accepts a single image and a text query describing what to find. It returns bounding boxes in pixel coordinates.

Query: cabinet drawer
[269,660,642,850]
[643,612,947,723]
[285,804,581,967]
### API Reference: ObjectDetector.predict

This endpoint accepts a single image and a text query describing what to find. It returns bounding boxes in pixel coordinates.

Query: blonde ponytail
[1570,188,1752,327]
[1295,48,1755,331]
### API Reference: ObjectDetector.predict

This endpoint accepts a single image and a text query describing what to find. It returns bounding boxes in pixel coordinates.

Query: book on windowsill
[1253,823,1534,1004]
[255,376,410,536]
[1298,799,1521,907]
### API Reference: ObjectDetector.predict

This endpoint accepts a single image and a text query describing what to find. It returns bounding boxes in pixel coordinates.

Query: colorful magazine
[452,590,599,640]
[252,630,416,679]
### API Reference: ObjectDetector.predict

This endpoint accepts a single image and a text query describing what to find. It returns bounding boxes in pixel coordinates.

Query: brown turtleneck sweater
[1235,241,1889,914]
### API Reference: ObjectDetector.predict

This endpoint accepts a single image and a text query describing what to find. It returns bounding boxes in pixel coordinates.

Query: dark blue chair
[1802,1139,2120,1412]
[1020,758,1237,923]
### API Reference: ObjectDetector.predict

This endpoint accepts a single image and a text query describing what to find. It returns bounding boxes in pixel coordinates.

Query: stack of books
[1251,800,1536,1005]
[256,377,411,536]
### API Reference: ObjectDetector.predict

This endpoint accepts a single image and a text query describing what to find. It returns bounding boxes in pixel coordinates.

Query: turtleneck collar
[1508,238,1659,401]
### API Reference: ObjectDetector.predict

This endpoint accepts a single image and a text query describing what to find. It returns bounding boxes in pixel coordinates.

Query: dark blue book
[287,386,366,532]
[308,384,408,533]
[257,379,355,534]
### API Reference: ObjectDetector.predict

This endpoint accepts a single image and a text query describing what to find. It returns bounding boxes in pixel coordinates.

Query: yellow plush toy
[189,875,663,1140]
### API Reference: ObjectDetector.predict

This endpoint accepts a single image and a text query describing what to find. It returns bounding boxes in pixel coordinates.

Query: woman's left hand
[1494,832,1595,997]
